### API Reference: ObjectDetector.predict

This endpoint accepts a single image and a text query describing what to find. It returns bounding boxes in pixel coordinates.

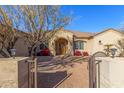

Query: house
[48,28,124,56]
[0,28,124,57]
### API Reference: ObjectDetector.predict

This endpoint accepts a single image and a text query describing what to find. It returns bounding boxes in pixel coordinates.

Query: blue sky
[61,5,124,33]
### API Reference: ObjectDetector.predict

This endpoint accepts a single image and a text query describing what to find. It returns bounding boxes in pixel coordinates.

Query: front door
[56,38,68,55]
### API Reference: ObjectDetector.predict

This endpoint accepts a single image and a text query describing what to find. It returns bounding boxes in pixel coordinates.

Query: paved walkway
[37,56,89,88]
[57,62,89,88]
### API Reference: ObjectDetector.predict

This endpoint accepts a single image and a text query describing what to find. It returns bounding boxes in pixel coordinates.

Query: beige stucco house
[89,29,124,55]
[48,28,124,56]
[0,28,124,57]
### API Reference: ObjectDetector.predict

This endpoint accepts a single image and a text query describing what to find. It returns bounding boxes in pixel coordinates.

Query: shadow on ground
[37,71,68,88]
[36,56,89,88]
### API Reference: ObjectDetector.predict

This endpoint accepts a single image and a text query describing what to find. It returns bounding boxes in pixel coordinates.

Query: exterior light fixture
[10,49,16,59]
[99,40,102,45]
[110,48,117,58]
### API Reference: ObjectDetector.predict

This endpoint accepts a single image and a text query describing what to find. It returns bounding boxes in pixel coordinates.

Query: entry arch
[55,38,68,55]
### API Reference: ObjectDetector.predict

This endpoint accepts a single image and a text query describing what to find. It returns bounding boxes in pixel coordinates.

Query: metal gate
[27,58,38,88]
[89,51,107,88]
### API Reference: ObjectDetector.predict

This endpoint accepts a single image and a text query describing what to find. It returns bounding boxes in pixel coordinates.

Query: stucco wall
[86,39,94,54]
[96,57,124,88]
[0,57,29,88]
[14,38,29,57]
[0,38,29,58]
[91,29,123,55]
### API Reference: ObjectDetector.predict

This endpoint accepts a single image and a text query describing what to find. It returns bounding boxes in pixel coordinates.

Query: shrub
[82,51,89,56]
[74,50,82,56]
[40,48,50,56]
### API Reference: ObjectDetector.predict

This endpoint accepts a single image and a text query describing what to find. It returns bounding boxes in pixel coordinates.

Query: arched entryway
[55,38,68,55]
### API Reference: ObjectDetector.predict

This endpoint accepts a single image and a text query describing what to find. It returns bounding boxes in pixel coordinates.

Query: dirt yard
[37,59,89,88]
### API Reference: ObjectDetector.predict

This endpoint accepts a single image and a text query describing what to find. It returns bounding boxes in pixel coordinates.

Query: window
[80,41,84,49]
[74,41,84,50]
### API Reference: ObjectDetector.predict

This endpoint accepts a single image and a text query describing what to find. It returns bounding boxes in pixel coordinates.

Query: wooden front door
[56,38,68,55]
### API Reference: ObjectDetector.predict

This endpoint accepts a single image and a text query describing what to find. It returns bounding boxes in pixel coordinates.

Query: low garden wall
[0,57,29,88]
[96,57,124,88]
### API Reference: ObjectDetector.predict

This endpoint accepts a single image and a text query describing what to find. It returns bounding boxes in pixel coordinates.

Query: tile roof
[65,29,95,38]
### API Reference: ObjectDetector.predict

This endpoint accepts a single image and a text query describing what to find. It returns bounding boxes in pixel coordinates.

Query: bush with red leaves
[40,48,50,56]
[74,50,89,56]
[74,50,82,56]
[82,51,89,56]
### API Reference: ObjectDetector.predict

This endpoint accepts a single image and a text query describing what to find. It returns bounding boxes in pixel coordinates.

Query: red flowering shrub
[74,50,82,56]
[40,48,50,56]
[82,51,89,56]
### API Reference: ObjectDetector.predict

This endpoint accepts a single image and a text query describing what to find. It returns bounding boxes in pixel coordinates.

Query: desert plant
[115,39,124,57]
[104,44,113,56]
[0,6,21,57]
[0,5,71,57]
[18,5,71,56]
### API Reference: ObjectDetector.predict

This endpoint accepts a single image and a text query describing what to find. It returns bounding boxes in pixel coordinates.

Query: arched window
[74,41,84,50]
